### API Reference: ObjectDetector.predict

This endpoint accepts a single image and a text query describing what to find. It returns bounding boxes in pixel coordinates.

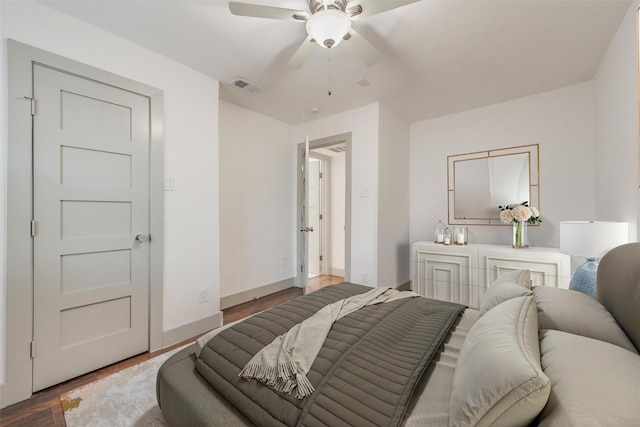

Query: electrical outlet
[198,288,208,304]
[280,256,288,266]
[362,273,368,284]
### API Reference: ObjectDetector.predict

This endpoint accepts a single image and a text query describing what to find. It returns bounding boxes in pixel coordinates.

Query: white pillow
[538,330,640,426]
[492,269,532,289]
[479,282,532,316]
[449,295,550,427]
[533,286,637,353]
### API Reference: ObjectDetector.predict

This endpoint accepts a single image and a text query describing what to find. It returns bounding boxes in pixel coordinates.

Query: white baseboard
[162,312,223,348]
[330,267,345,277]
[220,277,295,310]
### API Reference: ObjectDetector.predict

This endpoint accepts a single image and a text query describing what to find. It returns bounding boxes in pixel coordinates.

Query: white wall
[293,102,411,288]
[294,103,380,286]
[593,1,639,242]
[378,104,410,287]
[410,82,596,248]
[0,2,6,384]
[330,152,345,275]
[1,0,220,368]
[219,100,294,297]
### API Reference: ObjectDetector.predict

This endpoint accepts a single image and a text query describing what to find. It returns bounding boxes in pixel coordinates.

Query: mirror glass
[448,145,539,225]
[455,154,529,218]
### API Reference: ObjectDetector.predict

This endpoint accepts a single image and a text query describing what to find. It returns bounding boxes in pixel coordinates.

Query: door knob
[135,233,149,243]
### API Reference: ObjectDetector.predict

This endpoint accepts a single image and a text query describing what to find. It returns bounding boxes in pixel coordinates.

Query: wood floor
[0,275,343,427]
[308,274,344,292]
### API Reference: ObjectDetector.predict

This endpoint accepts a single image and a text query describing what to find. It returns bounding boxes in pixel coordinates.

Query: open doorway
[307,156,322,279]
[297,133,351,294]
[307,147,346,292]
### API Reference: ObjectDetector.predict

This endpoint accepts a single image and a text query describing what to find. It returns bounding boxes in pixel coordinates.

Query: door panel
[32,64,150,391]
[61,201,131,239]
[61,146,132,188]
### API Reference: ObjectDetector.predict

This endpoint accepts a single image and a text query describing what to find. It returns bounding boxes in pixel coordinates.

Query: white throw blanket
[238,287,419,399]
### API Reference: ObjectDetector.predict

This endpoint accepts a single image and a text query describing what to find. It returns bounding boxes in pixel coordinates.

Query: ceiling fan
[229,0,420,69]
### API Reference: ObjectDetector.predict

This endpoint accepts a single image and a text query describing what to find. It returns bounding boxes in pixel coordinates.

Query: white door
[308,158,321,277]
[297,138,310,293]
[32,64,150,390]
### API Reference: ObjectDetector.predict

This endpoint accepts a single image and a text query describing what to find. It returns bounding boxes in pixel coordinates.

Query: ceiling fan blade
[343,29,382,67]
[347,0,420,21]
[229,2,309,21]
[286,36,316,69]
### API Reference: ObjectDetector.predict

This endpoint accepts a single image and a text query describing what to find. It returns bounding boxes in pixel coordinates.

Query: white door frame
[296,138,310,293]
[297,133,351,288]
[2,40,164,407]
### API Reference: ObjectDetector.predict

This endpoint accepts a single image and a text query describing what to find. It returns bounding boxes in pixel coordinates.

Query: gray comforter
[196,283,465,427]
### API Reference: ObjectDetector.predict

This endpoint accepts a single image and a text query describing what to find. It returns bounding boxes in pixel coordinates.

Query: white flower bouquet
[498,201,541,225]
[499,201,541,248]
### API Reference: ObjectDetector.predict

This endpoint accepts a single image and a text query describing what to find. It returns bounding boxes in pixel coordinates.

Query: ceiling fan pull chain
[327,49,332,96]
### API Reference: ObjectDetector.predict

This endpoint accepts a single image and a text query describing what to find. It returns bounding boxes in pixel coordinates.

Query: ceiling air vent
[230,78,263,94]
[329,145,346,153]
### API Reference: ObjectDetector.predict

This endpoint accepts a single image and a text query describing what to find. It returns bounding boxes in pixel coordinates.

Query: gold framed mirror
[447,144,540,225]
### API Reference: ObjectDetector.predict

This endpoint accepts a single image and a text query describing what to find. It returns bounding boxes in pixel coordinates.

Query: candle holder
[454,221,468,245]
[434,220,445,244]
[443,227,452,245]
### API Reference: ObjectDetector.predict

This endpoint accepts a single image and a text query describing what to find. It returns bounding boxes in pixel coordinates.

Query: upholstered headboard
[597,242,640,351]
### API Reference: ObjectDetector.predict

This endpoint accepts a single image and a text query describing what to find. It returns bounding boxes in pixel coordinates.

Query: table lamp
[560,221,628,298]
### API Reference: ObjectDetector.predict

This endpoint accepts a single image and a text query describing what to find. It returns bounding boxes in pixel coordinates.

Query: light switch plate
[164,176,175,191]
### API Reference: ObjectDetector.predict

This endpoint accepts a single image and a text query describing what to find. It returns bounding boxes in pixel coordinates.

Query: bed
[157,243,640,426]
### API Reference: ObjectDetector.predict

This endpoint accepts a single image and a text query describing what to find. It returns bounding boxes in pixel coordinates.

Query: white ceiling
[42,0,632,125]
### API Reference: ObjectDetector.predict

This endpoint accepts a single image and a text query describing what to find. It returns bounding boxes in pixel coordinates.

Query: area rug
[60,345,189,427]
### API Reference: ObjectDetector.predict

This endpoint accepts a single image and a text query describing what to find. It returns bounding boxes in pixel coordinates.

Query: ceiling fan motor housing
[306,0,351,48]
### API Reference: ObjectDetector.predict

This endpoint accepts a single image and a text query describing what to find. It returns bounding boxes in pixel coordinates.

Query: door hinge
[300,265,304,273]
[319,172,323,179]
[30,341,36,359]
[319,255,323,261]
[319,214,323,220]
[31,220,37,237]
[24,96,35,116]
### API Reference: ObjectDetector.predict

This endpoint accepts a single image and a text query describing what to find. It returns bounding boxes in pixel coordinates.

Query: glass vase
[512,220,528,249]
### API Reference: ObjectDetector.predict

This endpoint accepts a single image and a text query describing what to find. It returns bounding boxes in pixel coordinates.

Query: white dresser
[411,241,571,308]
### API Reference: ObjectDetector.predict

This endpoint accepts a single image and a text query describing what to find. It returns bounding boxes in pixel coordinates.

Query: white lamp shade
[306,9,351,48]
[560,221,628,258]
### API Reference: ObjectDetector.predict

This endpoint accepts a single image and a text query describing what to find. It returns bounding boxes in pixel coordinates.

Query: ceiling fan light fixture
[306,9,351,48]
